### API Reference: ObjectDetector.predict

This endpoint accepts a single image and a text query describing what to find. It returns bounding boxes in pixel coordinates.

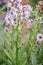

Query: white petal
[17,0,22,3]
[37,33,43,41]
[7,2,12,7]
[11,0,14,2]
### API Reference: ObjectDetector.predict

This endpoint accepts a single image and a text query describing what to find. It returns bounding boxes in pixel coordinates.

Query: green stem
[16,26,19,65]
[26,35,31,65]
[16,15,20,65]
[16,35,18,65]
[26,46,30,65]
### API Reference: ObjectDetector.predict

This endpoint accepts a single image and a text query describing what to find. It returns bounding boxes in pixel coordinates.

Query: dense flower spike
[5,0,32,27]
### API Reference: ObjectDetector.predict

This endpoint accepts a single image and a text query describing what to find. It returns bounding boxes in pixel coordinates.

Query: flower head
[37,33,43,42]
[26,19,33,28]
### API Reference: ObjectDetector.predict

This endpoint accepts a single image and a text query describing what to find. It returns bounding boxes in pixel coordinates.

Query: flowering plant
[0,0,43,65]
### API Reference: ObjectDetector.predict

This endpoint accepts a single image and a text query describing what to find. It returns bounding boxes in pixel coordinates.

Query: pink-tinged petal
[26,19,33,28]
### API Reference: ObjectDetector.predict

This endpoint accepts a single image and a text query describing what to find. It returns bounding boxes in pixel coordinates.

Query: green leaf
[31,52,37,65]
[30,0,37,6]
[3,49,12,61]
[0,26,4,48]
[0,9,3,14]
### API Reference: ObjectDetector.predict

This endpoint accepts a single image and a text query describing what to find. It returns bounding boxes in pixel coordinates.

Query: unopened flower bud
[4,27,8,32]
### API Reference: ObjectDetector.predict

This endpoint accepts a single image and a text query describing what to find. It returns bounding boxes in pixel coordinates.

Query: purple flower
[37,33,43,42]
[5,0,32,27]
